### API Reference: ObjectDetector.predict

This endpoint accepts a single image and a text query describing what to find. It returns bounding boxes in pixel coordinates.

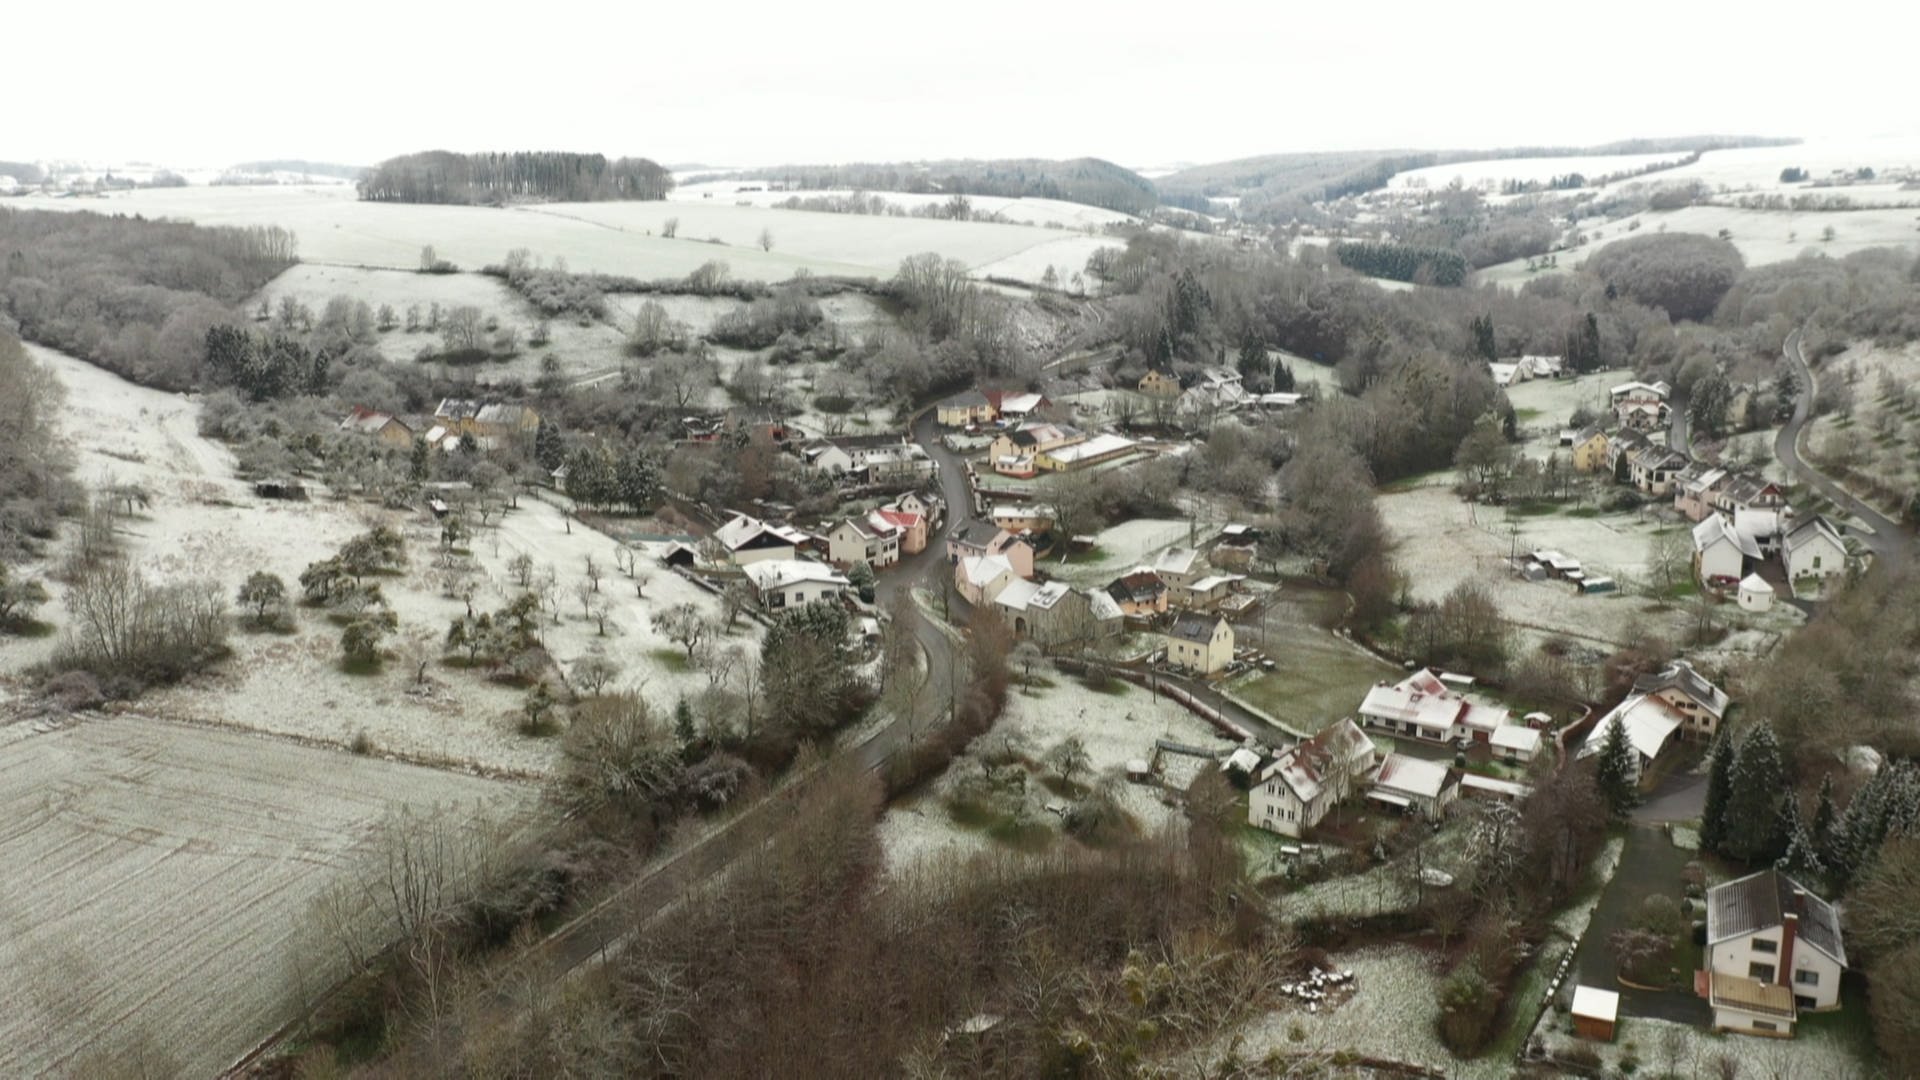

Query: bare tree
[758,228,774,252]
[573,654,622,695]
[584,554,602,593]
[653,602,715,661]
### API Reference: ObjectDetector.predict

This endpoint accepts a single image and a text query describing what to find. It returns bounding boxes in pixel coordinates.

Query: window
[1795,995,1817,1011]
[1795,969,1820,986]
[1753,1020,1778,1033]
[1749,962,1776,981]
[1813,556,1823,569]
[1752,938,1778,954]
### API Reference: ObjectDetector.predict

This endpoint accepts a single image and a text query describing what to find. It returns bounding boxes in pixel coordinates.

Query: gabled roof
[1358,669,1508,736]
[1784,514,1846,557]
[1579,693,1682,762]
[1152,546,1202,577]
[1707,869,1846,967]
[873,508,921,531]
[1167,612,1225,643]
[435,397,480,420]
[1043,432,1138,464]
[339,406,410,435]
[993,578,1074,614]
[1633,659,1729,719]
[1257,718,1375,804]
[744,558,849,592]
[938,389,990,410]
[1693,514,1761,560]
[1571,424,1608,445]
[959,554,1016,589]
[1719,474,1784,507]
[1490,724,1542,753]
[715,512,806,552]
[1738,573,1774,595]
[1106,568,1166,603]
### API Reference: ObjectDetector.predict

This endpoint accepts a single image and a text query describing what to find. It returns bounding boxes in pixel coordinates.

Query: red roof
[875,509,921,530]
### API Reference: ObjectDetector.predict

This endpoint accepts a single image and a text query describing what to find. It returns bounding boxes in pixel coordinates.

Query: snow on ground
[1654,134,1920,194]
[1049,518,1196,585]
[1535,1013,1874,1079]
[0,712,531,1078]
[1379,485,1682,646]
[1505,373,1614,439]
[1389,152,1693,192]
[1804,340,1920,511]
[878,671,1236,873]
[968,233,1128,286]
[6,184,1123,284]
[670,181,1140,230]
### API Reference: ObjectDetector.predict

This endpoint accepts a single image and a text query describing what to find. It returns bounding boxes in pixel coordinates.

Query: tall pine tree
[1777,794,1824,880]
[1701,735,1735,853]
[1811,774,1839,865]
[1594,718,1639,818]
[1722,724,1788,864]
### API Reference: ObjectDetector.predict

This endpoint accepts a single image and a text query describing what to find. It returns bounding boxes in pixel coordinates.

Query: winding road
[1775,328,1910,572]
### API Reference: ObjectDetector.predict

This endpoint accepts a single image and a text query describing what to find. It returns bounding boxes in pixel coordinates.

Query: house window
[1794,969,1819,986]
[1749,962,1776,981]
[1753,1020,1778,1033]
[1795,994,1817,1011]
[1752,939,1778,954]
[1813,556,1823,569]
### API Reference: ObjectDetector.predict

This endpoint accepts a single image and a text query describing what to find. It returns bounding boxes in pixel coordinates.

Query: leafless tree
[584,554,602,593]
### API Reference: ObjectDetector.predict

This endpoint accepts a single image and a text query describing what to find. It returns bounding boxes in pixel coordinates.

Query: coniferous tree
[1470,314,1497,361]
[534,419,564,472]
[1701,735,1735,853]
[1778,794,1824,880]
[1594,719,1639,818]
[1811,774,1839,864]
[1722,724,1789,864]
[673,696,696,748]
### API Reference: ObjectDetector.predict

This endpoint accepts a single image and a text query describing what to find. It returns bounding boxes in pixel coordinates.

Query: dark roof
[940,390,990,409]
[1706,869,1846,966]
[1106,570,1165,603]
[1633,660,1728,718]
[821,432,909,450]
[1168,613,1223,643]
[949,520,1000,549]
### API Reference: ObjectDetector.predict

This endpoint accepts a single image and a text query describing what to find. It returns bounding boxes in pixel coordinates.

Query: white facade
[1784,519,1848,583]
[744,559,850,611]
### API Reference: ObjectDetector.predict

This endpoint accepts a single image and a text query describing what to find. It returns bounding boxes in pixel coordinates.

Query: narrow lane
[1775,328,1909,572]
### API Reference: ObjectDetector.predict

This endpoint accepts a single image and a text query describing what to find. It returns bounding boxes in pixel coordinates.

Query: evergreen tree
[1778,794,1824,880]
[1236,336,1268,382]
[1701,735,1735,853]
[673,696,696,747]
[1273,361,1296,392]
[1811,774,1839,863]
[1722,724,1789,864]
[1594,718,1638,818]
[409,436,430,482]
[1469,314,1497,361]
[534,419,564,472]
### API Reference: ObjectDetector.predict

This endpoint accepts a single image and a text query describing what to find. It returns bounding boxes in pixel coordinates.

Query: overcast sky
[10,0,1916,170]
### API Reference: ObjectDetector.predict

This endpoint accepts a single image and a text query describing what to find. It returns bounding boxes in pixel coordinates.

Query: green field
[1227,605,1399,734]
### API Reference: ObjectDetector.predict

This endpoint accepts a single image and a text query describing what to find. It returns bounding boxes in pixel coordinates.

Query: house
[988,422,1085,464]
[1732,504,1793,558]
[947,520,1038,578]
[1248,719,1379,838]
[1138,368,1181,398]
[1715,475,1789,518]
[743,559,850,611]
[1576,693,1683,780]
[798,433,903,473]
[1105,568,1169,616]
[1609,380,1672,430]
[992,452,1038,478]
[988,389,1049,421]
[1488,355,1564,388]
[1568,426,1610,473]
[1633,659,1730,742]
[1738,573,1775,612]
[990,504,1054,534]
[1176,368,1251,420]
[1036,432,1140,472]
[1357,669,1511,745]
[338,407,415,449]
[1571,986,1620,1042]
[1704,870,1847,1036]
[1625,445,1690,496]
[873,507,928,555]
[1674,464,1730,522]
[1172,573,1246,613]
[435,399,541,441]
[714,512,810,566]
[955,554,1018,606]
[1212,525,1262,571]
[890,490,943,529]
[1783,515,1848,585]
[991,580,1109,647]
[1164,613,1233,675]
[1368,753,1458,818]
[1490,723,1543,764]
[1693,514,1760,586]
[936,390,995,427]
[1606,428,1651,475]
[825,516,900,570]
[1150,546,1206,590]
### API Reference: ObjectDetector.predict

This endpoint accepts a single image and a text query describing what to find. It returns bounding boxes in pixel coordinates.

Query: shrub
[39,670,105,712]
[350,729,376,755]
[53,559,229,690]
[1436,961,1501,1055]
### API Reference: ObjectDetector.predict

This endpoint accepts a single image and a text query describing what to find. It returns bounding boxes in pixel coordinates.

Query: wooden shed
[1571,985,1620,1041]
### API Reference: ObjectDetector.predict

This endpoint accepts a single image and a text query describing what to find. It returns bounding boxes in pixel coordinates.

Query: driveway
[1633,768,1707,825]
[1569,825,1712,1026]
[1776,328,1911,573]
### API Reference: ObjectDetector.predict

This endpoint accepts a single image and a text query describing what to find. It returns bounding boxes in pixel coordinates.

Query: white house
[1632,659,1731,742]
[1576,693,1683,780]
[1368,753,1458,818]
[955,553,1018,607]
[1783,515,1848,585]
[1151,546,1206,590]
[1490,723,1543,764]
[1164,612,1234,675]
[1704,870,1847,1037]
[1248,719,1378,838]
[825,516,900,570]
[715,512,811,566]
[1357,669,1510,745]
[1738,573,1775,612]
[1693,514,1759,586]
[743,559,850,612]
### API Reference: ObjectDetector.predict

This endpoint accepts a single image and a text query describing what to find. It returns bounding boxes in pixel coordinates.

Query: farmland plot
[1389,152,1692,192]
[0,714,530,1078]
[670,180,1140,230]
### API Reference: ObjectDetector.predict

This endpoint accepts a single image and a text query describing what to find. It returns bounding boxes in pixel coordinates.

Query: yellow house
[1569,426,1610,473]
[1138,369,1181,399]
[1165,612,1234,675]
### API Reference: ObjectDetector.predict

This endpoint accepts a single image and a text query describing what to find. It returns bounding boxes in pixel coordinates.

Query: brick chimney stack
[1779,888,1804,987]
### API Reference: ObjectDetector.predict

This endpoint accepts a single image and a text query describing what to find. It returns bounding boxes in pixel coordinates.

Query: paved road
[1569,825,1713,1026]
[1775,328,1910,572]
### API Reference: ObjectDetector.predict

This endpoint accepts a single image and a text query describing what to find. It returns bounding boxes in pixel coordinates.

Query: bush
[39,670,105,712]
[1436,961,1502,1055]
[52,559,229,691]
[350,729,376,755]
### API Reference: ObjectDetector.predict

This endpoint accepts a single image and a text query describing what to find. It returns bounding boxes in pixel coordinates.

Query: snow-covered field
[877,672,1237,873]
[16,343,742,772]
[1804,340,1920,511]
[670,180,1139,230]
[1655,134,1920,194]
[0,713,530,1077]
[1390,152,1692,192]
[7,183,1119,286]
[1048,518,1196,585]
[1505,373,1614,439]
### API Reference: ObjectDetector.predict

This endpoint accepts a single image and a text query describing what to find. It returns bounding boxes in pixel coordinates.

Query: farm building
[1357,669,1510,745]
[1571,986,1620,1041]
[1036,432,1140,472]
[1137,368,1181,398]
[715,512,811,565]
[990,579,1111,648]
[1368,753,1457,818]
[1576,693,1683,780]
[1490,723,1543,764]
[337,406,415,449]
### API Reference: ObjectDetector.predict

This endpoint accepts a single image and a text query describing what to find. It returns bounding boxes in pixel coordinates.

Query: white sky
[7,0,1917,170]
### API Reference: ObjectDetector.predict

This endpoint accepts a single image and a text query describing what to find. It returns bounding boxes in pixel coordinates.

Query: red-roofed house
[1249,719,1379,837]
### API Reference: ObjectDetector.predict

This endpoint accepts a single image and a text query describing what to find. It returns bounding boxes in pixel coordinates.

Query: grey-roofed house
[1703,869,1846,1037]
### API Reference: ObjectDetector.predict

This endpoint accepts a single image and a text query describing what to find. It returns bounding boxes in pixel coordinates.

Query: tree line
[0,208,295,390]
[357,151,672,205]
[722,156,1158,216]
[1333,241,1470,287]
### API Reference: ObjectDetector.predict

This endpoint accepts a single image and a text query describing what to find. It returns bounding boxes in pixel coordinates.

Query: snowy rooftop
[1579,693,1683,762]
[1571,985,1620,1023]
[1372,753,1452,800]
[1044,432,1138,464]
[744,558,849,591]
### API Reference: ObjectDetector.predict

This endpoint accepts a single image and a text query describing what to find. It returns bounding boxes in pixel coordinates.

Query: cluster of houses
[985,421,1142,477]
[337,399,543,453]
[700,491,944,611]
[1553,379,1853,599]
[1574,659,1729,780]
[1137,365,1304,419]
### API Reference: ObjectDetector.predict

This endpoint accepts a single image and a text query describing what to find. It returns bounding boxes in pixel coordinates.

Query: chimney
[1779,898,1801,988]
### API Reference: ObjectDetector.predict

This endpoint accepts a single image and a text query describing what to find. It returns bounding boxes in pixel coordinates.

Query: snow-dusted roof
[1183,573,1246,593]
[992,503,1055,522]
[1044,432,1138,464]
[1693,514,1761,560]
[1167,612,1224,643]
[1634,659,1730,719]
[1579,693,1683,763]
[959,554,1016,589]
[1490,724,1543,753]
[1358,669,1508,736]
[1784,514,1846,558]
[744,559,848,592]
[1738,573,1774,595]
[1257,718,1375,804]
[1571,986,1620,1024]
[1152,546,1202,577]
[1087,589,1124,622]
[1373,753,1452,801]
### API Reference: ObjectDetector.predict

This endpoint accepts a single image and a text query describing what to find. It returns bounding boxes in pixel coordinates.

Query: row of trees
[1333,241,1470,286]
[357,151,672,204]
